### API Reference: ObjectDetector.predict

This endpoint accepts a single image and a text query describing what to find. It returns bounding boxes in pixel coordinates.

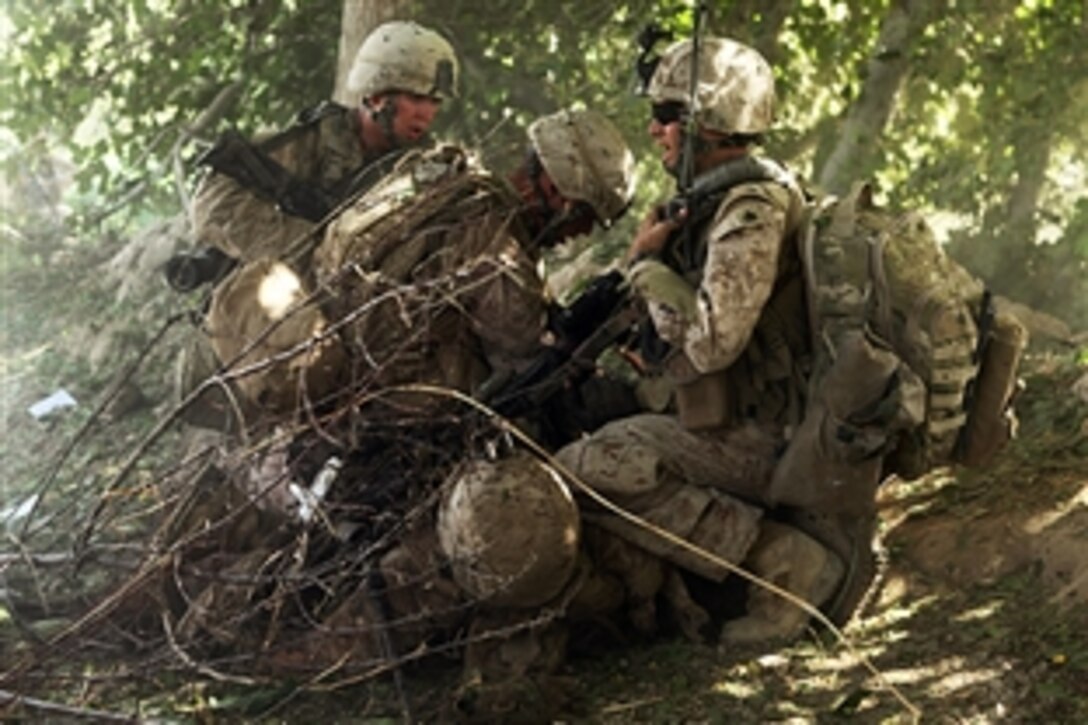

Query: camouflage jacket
[192,103,396,268]
[628,167,809,428]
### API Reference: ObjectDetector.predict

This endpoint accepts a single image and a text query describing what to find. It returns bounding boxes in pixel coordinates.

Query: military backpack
[795,182,1026,482]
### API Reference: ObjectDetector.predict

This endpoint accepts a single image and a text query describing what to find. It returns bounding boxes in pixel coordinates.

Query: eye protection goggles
[650,101,688,126]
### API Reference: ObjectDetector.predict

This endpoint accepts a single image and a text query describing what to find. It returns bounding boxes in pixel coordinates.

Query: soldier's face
[648,103,685,174]
[531,171,599,245]
[375,92,442,143]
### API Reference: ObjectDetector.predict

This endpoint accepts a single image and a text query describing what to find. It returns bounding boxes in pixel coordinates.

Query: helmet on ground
[348,21,459,101]
[647,37,775,135]
[528,108,635,226]
[437,454,580,608]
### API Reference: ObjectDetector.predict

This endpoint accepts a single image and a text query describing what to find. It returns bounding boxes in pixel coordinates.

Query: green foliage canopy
[1,0,1085,325]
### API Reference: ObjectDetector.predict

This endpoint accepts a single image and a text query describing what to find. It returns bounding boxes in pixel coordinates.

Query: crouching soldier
[555,35,875,650]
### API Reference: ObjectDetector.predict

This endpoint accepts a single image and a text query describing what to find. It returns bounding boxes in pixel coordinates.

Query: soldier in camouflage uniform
[179,21,458,422]
[192,20,458,265]
[556,37,860,645]
[313,107,635,407]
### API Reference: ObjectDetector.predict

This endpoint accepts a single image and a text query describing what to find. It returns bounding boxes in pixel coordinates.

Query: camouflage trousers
[555,413,780,581]
[557,412,878,632]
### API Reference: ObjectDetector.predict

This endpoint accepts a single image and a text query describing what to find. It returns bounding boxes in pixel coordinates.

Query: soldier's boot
[791,509,880,626]
[458,611,571,722]
[720,522,844,644]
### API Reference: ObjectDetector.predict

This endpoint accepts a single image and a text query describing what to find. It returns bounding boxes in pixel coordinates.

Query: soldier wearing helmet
[174,22,458,430]
[557,37,860,645]
[190,20,458,267]
[314,107,635,401]
[348,20,459,153]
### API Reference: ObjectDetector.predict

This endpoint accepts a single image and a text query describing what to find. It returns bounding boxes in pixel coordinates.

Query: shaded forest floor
[150,360,1086,724]
[1,229,1086,722]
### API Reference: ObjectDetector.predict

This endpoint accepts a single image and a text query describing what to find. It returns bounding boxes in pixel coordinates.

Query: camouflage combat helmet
[528,108,635,226]
[348,21,459,101]
[648,37,775,135]
[437,454,580,608]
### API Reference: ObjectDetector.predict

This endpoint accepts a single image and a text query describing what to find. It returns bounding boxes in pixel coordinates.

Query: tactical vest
[654,158,811,432]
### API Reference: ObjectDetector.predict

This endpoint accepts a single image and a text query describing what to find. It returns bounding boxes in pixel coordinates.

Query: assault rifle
[478,270,637,420]
[167,126,410,291]
[198,129,334,223]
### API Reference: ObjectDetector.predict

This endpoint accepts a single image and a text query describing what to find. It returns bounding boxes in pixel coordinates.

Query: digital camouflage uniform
[559,37,848,644]
[184,21,459,421]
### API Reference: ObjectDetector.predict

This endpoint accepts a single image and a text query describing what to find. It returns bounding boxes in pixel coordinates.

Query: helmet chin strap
[366,95,401,148]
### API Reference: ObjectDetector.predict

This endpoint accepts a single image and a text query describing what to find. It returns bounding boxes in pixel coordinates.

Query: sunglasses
[650,101,687,126]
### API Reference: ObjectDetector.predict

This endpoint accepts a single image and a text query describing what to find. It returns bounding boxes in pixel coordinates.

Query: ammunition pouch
[769,330,925,515]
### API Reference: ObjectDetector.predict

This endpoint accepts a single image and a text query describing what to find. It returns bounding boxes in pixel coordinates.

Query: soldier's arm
[191,128,321,263]
[629,184,786,373]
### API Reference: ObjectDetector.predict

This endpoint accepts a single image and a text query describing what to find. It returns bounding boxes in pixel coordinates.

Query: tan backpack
[774,182,1026,507]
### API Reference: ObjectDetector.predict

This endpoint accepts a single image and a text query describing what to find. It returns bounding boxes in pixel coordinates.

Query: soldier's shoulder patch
[709,185,786,240]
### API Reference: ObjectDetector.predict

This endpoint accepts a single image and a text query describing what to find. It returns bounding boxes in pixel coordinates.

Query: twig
[599,695,664,715]
[161,612,261,686]
[73,271,487,552]
[0,688,138,722]
[0,556,167,687]
[20,312,187,543]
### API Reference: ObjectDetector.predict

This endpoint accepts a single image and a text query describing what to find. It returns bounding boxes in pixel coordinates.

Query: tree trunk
[815,0,935,195]
[991,129,1052,299]
[717,0,791,66]
[332,0,415,105]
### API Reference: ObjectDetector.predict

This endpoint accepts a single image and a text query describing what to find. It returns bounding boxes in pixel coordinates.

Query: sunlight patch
[711,679,760,699]
[257,263,303,321]
[1022,483,1088,535]
[925,666,1002,696]
[953,600,1004,623]
[872,655,995,688]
